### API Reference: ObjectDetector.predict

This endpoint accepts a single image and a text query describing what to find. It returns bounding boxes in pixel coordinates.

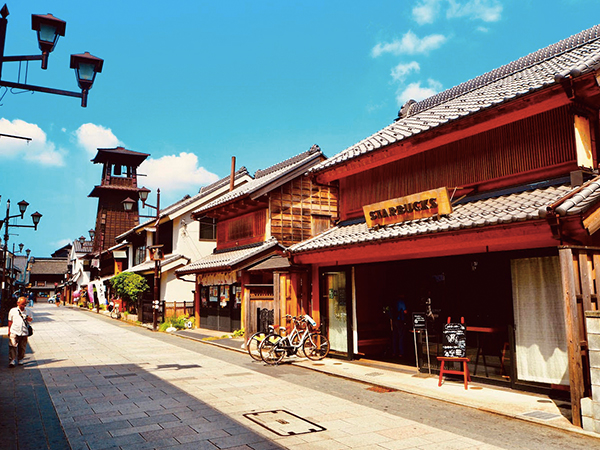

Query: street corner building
[285,24,600,428]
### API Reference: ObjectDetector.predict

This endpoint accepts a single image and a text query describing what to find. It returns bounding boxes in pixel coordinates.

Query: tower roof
[91,146,150,166]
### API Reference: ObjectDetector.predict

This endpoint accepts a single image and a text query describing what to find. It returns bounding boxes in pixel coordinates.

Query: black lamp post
[123,188,162,331]
[0,4,103,107]
[0,199,41,322]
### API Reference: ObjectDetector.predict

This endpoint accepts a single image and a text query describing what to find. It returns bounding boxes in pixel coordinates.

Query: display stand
[437,317,470,389]
[412,313,431,374]
[437,357,471,389]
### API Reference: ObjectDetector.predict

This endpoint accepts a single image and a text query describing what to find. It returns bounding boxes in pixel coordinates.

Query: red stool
[437,356,471,390]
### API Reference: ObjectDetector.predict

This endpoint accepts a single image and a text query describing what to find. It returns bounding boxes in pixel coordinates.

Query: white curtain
[511,256,569,385]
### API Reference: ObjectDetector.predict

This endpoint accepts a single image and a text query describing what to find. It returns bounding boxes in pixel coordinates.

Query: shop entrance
[199,284,242,332]
[353,252,516,385]
[321,270,352,356]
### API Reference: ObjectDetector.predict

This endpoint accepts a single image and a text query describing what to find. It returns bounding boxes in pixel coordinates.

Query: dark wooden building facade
[289,25,600,426]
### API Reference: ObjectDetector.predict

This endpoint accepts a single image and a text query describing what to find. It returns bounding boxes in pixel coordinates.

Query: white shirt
[8,306,32,337]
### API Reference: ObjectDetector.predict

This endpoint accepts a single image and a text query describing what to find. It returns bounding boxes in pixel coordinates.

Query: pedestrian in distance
[7,296,33,368]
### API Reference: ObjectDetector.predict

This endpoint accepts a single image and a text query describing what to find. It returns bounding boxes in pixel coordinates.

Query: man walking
[7,296,33,367]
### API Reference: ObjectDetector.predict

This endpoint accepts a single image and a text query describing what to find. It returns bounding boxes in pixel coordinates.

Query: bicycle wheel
[303,333,330,360]
[246,332,266,361]
[259,334,286,365]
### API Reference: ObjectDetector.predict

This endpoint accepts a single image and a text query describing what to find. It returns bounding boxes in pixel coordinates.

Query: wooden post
[559,247,585,427]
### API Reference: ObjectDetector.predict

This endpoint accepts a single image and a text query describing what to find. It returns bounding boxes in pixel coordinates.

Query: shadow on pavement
[0,336,70,450]
[33,359,287,450]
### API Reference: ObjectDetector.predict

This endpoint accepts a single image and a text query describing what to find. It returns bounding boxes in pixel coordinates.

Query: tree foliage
[109,272,149,313]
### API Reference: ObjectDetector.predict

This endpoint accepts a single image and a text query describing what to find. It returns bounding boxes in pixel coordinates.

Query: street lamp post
[0,4,104,107]
[123,188,161,331]
[0,199,41,322]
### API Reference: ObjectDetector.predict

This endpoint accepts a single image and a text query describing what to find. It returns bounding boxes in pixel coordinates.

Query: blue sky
[1,0,599,257]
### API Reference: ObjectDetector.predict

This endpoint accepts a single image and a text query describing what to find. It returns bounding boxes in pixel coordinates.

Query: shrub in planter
[108,272,149,314]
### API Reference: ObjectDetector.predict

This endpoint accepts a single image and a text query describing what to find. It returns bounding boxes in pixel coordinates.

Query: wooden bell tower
[88,147,149,252]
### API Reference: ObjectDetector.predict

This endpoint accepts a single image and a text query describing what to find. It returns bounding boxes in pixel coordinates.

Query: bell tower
[88,147,149,252]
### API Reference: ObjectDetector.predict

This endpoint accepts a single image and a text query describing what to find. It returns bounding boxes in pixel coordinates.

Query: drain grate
[521,411,561,421]
[365,372,384,377]
[244,410,326,436]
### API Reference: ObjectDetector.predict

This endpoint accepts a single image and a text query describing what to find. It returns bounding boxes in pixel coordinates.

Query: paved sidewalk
[175,327,586,437]
[0,334,70,450]
[2,303,600,450]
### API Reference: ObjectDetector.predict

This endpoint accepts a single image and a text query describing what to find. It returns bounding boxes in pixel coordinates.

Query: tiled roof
[73,240,93,253]
[118,169,253,238]
[199,167,251,196]
[194,145,323,214]
[290,179,600,254]
[125,254,187,274]
[29,258,69,275]
[91,147,149,165]
[310,24,600,175]
[175,239,282,274]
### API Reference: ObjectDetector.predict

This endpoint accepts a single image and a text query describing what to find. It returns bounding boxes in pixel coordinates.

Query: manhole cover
[244,410,326,436]
[521,411,561,421]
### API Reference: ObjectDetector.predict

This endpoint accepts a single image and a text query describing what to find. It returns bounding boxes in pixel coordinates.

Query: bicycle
[246,324,275,361]
[259,315,330,365]
[110,303,121,319]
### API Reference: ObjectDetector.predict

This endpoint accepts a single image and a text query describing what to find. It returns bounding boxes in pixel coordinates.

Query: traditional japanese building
[113,167,253,324]
[176,145,338,334]
[289,25,600,425]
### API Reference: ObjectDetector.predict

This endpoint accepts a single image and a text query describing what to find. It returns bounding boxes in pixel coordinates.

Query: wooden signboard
[363,187,452,228]
[442,321,467,358]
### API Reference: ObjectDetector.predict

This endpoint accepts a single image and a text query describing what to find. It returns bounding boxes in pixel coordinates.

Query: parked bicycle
[246,324,276,361]
[259,314,330,365]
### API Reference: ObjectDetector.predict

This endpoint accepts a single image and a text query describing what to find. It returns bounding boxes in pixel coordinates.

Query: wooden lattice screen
[558,246,600,427]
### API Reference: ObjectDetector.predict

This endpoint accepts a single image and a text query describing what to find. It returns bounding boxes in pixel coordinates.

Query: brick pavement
[4,304,512,450]
[0,334,70,450]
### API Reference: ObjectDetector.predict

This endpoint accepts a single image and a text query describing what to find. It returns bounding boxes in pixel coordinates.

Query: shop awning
[176,238,284,275]
[247,255,292,271]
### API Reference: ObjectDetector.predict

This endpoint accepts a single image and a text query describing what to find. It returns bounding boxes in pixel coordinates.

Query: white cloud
[413,0,443,25]
[446,0,502,22]
[372,31,447,57]
[391,61,420,82]
[74,123,123,157]
[139,152,220,193]
[412,0,502,24]
[397,79,443,105]
[0,118,66,166]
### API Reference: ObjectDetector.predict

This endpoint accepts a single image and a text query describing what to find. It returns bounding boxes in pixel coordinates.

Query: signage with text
[363,187,452,228]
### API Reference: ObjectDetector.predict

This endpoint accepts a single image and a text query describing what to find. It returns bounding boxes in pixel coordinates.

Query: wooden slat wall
[270,177,338,247]
[559,247,600,427]
[217,210,267,249]
[342,106,575,216]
